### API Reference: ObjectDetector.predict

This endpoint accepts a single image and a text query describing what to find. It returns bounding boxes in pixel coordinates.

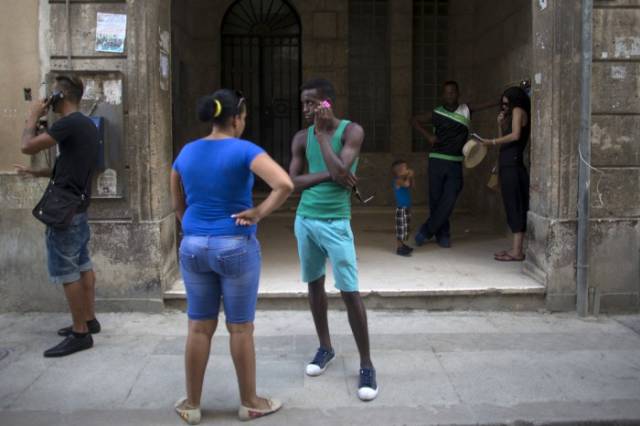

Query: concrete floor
[2,311,640,425]
[167,208,544,299]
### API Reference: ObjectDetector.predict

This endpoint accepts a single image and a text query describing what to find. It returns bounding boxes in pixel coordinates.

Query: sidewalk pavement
[1,310,640,425]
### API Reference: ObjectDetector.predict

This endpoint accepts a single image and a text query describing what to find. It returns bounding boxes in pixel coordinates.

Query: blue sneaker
[357,368,379,401]
[305,347,335,376]
[436,235,451,248]
[414,232,433,247]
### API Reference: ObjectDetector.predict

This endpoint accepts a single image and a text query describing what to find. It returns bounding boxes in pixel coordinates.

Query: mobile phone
[23,88,32,101]
[47,91,64,109]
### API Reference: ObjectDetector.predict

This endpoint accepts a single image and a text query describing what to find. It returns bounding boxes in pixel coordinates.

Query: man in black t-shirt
[16,75,100,357]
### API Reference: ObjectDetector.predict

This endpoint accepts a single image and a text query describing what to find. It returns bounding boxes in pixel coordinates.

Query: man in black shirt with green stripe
[411,81,495,248]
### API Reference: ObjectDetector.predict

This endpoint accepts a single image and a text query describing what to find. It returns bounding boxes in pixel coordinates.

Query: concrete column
[526,0,583,310]
[390,0,413,154]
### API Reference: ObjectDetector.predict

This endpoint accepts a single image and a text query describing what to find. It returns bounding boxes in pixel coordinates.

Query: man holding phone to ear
[16,75,101,357]
[289,78,378,401]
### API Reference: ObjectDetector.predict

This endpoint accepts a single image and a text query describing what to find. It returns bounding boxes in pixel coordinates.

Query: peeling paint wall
[526,0,640,312]
[588,0,640,310]
[0,0,178,313]
[0,0,41,172]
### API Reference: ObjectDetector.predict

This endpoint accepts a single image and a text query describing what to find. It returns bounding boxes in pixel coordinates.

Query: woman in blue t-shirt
[170,89,293,424]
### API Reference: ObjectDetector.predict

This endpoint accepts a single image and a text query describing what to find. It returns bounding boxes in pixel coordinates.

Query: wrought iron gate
[221,0,302,169]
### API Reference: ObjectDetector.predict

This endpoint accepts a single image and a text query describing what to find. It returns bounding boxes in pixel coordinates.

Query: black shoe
[402,244,414,252]
[396,246,412,257]
[57,318,101,337]
[44,334,93,358]
[436,235,451,248]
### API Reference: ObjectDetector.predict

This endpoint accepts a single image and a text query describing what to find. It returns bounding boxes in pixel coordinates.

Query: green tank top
[297,120,358,219]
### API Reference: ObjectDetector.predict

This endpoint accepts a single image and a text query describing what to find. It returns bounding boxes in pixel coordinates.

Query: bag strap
[49,157,92,200]
[80,169,92,200]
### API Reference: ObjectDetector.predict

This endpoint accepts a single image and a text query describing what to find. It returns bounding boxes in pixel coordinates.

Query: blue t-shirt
[172,138,265,236]
[393,180,412,208]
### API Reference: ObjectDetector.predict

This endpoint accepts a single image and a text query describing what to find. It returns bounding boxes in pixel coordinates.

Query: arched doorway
[221,0,302,169]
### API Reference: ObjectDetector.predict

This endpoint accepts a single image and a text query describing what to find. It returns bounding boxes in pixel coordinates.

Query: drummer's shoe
[436,234,451,248]
[414,232,433,247]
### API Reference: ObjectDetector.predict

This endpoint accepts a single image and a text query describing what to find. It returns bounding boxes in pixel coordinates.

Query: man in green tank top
[289,78,378,401]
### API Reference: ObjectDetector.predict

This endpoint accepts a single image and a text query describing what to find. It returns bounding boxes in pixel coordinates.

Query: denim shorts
[45,213,93,285]
[179,234,261,323]
[294,215,359,292]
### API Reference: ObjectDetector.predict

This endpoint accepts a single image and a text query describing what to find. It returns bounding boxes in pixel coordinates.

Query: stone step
[164,279,546,311]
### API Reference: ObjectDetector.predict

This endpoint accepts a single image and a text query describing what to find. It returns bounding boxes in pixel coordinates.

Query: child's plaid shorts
[395,207,411,241]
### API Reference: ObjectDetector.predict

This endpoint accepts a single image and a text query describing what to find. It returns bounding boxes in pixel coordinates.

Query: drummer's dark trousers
[418,158,463,239]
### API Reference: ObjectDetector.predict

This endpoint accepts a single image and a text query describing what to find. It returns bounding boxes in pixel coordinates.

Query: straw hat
[462,139,488,168]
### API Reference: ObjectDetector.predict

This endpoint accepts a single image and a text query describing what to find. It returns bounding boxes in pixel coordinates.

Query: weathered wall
[447,0,533,230]
[526,0,640,311]
[0,0,41,172]
[589,0,640,310]
[0,0,178,312]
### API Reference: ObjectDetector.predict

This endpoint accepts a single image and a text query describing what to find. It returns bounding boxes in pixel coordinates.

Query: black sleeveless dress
[499,116,530,233]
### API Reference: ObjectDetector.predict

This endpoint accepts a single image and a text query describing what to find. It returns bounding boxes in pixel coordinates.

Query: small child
[391,160,414,257]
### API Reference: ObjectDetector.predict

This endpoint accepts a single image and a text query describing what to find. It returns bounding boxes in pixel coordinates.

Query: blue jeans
[179,234,261,323]
[46,213,92,285]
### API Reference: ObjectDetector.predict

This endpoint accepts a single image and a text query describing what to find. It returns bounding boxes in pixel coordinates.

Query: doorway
[221,0,302,169]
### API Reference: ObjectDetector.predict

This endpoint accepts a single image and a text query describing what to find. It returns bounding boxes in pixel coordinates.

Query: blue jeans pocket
[179,251,201,273]
[218,247,249,278]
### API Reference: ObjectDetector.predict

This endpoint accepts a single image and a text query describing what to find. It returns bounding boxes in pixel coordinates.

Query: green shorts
[294,215,359,292]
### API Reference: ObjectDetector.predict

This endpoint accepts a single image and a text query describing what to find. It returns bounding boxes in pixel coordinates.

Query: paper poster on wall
[95,13,127,53]
[97,168,118,196]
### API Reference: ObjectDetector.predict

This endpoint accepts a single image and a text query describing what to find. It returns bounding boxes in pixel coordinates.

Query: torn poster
[96,13,127,53]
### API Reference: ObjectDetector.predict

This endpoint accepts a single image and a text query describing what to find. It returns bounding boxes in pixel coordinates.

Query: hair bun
[196,95,215,122]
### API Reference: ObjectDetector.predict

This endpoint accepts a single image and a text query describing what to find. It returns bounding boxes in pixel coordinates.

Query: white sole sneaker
[175,397,201,425]
[357,384,379,401]
[305,356,334,377]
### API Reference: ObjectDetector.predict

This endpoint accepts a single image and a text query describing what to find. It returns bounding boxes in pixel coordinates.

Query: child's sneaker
[305,347,335,376]
[396,246,412,257]
[357,368,379,401]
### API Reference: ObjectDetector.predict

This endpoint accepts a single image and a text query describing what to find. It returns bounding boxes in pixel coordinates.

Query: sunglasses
[353,186,374,204]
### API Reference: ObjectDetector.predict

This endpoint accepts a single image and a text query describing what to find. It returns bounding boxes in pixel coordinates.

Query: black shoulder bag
[32,162,91,229]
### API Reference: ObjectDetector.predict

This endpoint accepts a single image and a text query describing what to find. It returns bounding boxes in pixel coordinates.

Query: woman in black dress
[483,87,530,261]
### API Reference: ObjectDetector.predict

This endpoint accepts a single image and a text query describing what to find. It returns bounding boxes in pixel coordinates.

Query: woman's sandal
[495,253,525,262]
[175,397,202,425]
[494,250,509,258]
[238,398,283,421]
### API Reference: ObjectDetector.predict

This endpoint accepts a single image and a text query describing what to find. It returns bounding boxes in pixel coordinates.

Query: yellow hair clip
[213,99,222,118]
